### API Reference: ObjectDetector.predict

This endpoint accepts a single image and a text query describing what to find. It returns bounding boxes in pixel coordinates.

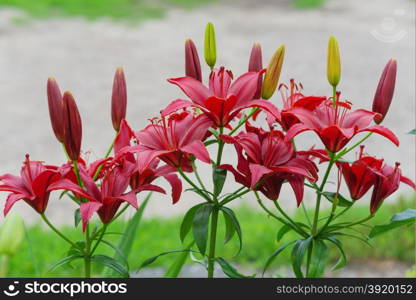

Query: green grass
[0,0,215,21]
[292,0,326,9]
[4,194,415,277]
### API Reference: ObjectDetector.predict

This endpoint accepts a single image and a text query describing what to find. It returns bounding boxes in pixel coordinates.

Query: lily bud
[327,35,341,87]
[47,78,64,142]
[261,45,285,100]
[248,42,263,99]
[63,91,82,161]
[185,39,202,82]
[0,214,24,256]
[111,67,127,131]
[372,59,397,124]
[204,22,216,69]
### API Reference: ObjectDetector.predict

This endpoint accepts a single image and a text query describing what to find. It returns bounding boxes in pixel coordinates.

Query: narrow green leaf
[102,193,151,277]
[213,168,227,197]
[49,254,83,272]
[369,209,416,238]
[67,241,85,257]
[140,249,199,269]
[277,224,293,242]
[222,211,236,244]
[192,204,214,255]
[307,240,328,278]
[215,257,255,278]
[407,128,416,135]
[324,235,347,270]
[322,192,353,207]
[92,254,129,278]
[219,207,243,255]
[164,241,194,278]
[99,240,129,268]
[263,240,296,275]
[180,203,205,243]
[74,209,81,228]
[291,237,313,278]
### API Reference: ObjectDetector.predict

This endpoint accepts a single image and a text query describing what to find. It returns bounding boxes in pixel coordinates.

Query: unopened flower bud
[47,78,64,142]
[372,59,397,124]
[248,42,263,99]
[327,35,341,87]
[262,45,285,99]
[63,91,82,161]
[204,22,216,69]
[0,214,24,256]
[185,39,202,82]
[111,67,127,131]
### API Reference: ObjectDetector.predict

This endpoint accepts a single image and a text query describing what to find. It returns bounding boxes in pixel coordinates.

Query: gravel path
[0,0,415,225]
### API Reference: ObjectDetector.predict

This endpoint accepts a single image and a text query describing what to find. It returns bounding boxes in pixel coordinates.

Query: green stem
[191,160,207,191]
[178,168,211,202]
[93,140,115,180]
[229,108,259,136]
[41,214,79,250]
[332,85,337,107]
[273,200,309,236]
[301,201,312,227]
[72,160,84,188]
[311,159,335,235]
[220,188,250,206]
[255,192,307,238]
[335,133,373,160]
[207,208,219,278]
[84,225,91,278]
[215,127,225,167]
[91,224,107,255]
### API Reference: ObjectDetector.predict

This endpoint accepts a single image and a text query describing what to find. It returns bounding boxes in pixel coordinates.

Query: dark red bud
[185,39,202,82]
[111,67,127,131]
[372,59,397,124]
[47,78,64,142]
[248,42,263,99]
[62,91,82,161]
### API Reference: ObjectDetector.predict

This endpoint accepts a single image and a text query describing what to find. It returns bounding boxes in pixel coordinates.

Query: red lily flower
[370,162,415,214]
[285,97,399,153]
[124,111,212,172]
[163,67,279,127]
[273,79,326,131]
[49,159,164,231]
[0,155,59,215]
[220,124,318,205]
[337,146,383,200]
[114,120,183,204]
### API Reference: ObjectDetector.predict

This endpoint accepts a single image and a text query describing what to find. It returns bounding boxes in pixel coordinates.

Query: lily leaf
[307,239,328,278]
[92,254,129,278]
[180,203,205,243]
[215,257,255,278]
[192,203,215,255]
[322,192,353,207]
[291,237,313,278]
[219,207,242,255]
[369,209,416,238]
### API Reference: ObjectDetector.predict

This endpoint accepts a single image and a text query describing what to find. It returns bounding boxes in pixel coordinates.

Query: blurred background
[0,0,414,277]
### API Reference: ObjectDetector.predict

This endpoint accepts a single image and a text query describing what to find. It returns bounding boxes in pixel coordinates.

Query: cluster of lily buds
[0,22,413,231]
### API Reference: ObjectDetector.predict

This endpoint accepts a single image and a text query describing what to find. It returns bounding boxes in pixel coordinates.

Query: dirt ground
[0,0,415,225]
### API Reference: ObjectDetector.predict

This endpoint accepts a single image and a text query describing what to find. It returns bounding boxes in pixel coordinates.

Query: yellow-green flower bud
[204,22,216,69]
[261,45,285,100]
[327,35,341,87]
[0,214,24,256]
